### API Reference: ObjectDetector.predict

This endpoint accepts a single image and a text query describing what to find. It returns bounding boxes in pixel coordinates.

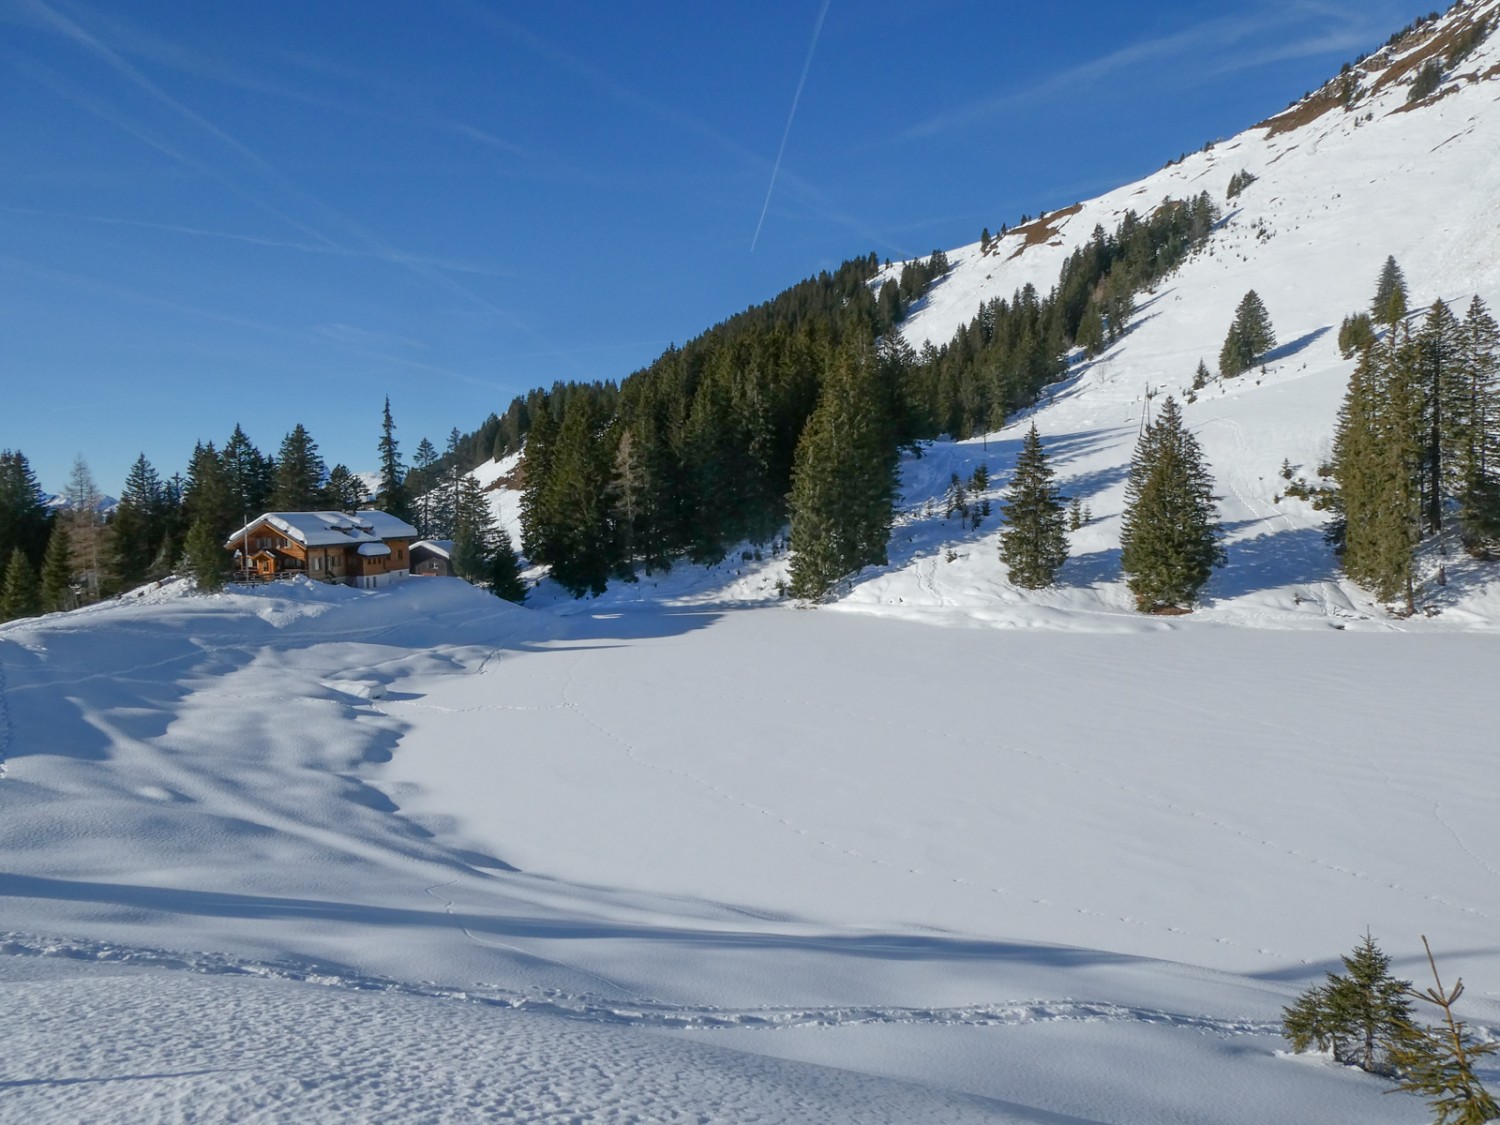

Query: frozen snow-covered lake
[2,577,1494,1122]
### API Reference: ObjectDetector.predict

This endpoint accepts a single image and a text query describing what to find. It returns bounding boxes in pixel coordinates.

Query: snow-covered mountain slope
[848,0,1500,627]
[470,2,1500,628]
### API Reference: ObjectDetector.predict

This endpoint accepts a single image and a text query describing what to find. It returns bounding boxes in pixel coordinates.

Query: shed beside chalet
[225,511,418,589]
[409,539,454,577]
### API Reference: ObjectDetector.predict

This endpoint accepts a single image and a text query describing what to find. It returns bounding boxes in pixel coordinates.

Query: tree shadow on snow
[1260,325,1331,366]
[0,872,1140,970]
[1208,525,1337,601]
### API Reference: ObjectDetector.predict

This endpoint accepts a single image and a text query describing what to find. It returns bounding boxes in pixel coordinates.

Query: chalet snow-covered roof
[225,511,418,549]
[356,541,392,557]
[411,539,454,560]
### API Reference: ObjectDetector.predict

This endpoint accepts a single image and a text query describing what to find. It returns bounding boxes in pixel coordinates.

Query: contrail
[751,0,832,252]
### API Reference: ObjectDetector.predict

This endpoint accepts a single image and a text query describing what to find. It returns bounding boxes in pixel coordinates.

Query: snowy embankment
[3,576,1497,1122]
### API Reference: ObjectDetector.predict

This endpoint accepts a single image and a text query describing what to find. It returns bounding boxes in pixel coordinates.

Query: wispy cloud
[897,3,1400,143]
[0,253,306,339]
[752,0,833,252]
[0,205,520,278]
[8,0,592,370]
[313,324,428,352]
[447,0,913,258]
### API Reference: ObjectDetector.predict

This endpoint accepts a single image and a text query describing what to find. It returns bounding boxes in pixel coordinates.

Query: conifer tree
[435,427,466,540]
[270,425,326,511]
[1075,302,1105,359]
[1420,298,1465,532]
[1339,312,1377,358]
[681,363,749,562]
[487,529,527,603]
[1372,256,1410,327]
[1119,397,1224,611]
[1219,290,1277,377]
[450,473,496,582]
[107,453,166,592]
[1335,330,1425,609]
[323,464,364,512]
[0,548,40,621]
[221,424,272,518]
[788,339,898,599]
[1282,933,1414,1075]
[999,423,1068,588]
[1453,297,1500,546]
[1391,937,1500,1125]
[183,515,227,592]
[0,449,53,578]
[520,401,559,564]
[538,394,617,597]
[375,397,411,521]
[40,521,73,612]
[412,437,440,534]
[183,442,237,544]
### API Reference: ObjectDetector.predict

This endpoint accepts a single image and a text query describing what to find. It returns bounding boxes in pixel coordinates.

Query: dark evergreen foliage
[107,453,169,592]
[1282,933,1413,1075]
[1338,312,1377,358]
[40,522,73,612]
[450,473,496,582]
[1408,58,1444,102]
[1332,292,1500,600]
[0,548,41,621]
[376,397,411,522]
[1373,256,1410,327]
[221,424,273,519]
[0,449,54,579]
[532,393,617,597]
[1219,290,1277,377]
[1420,298,1464,532]
[998,423,1068,588]
[1453,297,1500,547]
[323,464,365,512]
[411,438,440,534]
[1226,169,1257,200]
[487,529,527,603]
[1119,397,1224,611]
[787,339,899,600]
[270,425,326,511]
[498,197,1214,598]
[184,515,228,591]
[1333,333,1422,607]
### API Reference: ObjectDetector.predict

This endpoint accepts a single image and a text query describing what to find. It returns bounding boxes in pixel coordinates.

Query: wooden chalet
[409,539,454,577]
[225,511,419,589]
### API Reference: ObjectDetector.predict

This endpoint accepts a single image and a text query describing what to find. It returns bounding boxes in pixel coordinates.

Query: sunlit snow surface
[8,13,1500,1121]
[2,575,1497,1123]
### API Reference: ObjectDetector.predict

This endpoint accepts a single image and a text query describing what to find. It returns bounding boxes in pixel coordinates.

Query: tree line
[514,195,1218,599]
[0,399,523,622]
[1328,257,1500,610]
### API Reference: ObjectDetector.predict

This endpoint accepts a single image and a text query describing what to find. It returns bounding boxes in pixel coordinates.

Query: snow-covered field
[2,575,1497,1122]
[6,9,1500,1122]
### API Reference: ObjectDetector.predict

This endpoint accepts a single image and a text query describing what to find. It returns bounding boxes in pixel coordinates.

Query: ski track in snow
[0,931,1279,1038]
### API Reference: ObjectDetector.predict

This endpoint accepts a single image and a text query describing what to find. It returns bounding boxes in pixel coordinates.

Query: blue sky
[2,0,1435,495]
